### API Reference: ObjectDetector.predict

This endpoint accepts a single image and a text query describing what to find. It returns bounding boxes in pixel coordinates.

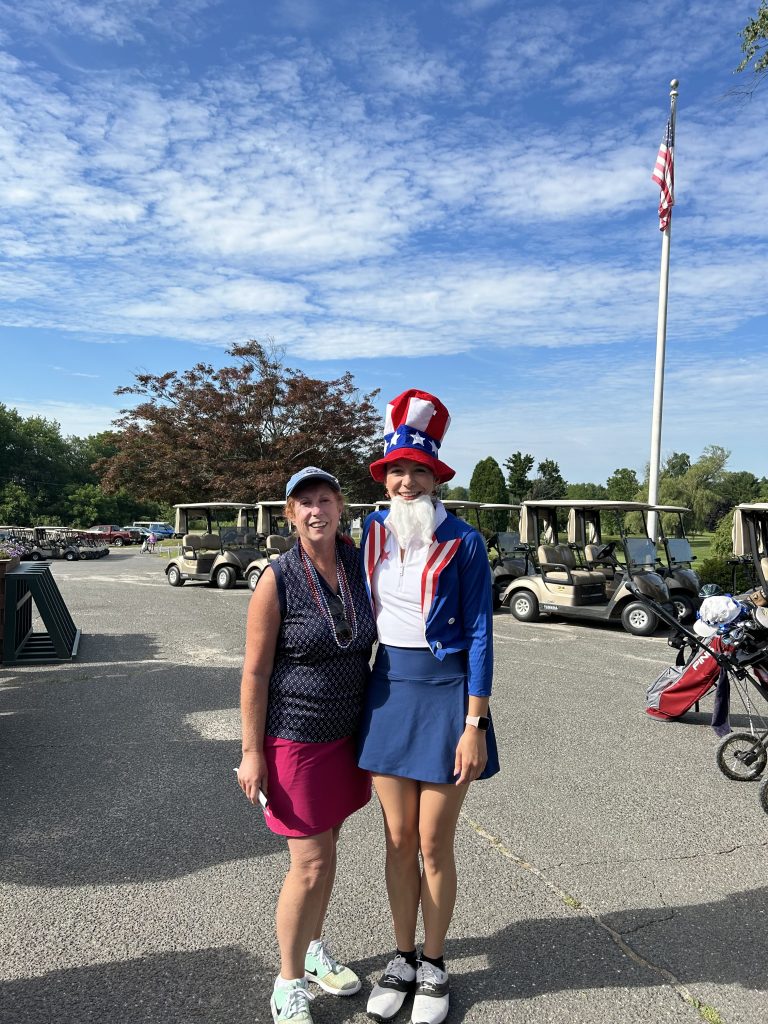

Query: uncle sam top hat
[369,389,455,484]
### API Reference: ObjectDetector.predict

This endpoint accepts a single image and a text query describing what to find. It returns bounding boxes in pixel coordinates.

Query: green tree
[528,459,567,500]
[504,452,534,504]
[657,446,731,532]
[443,485,469,501]
[469,457,509,533]
[606,467,640,502]
[100,341,381,504]
[0,483,38,525]
[566,482,608,499]
[736,1,768,82]
[662,452,691,478]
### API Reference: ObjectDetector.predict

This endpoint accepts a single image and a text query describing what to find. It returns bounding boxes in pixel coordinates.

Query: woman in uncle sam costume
[358,389,499,1024]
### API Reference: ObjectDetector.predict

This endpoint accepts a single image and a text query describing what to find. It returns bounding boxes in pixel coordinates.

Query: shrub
[696,556,755,595]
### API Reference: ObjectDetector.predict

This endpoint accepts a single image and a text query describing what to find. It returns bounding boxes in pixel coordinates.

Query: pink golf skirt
[262,734,371,837]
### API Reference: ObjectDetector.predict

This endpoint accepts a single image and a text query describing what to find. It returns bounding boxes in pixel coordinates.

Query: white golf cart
[731,503,768,597]
[500,499,675,635]
[165,501,289,590]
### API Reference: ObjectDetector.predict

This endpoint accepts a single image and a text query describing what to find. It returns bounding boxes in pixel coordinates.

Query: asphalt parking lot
[1,551,766,1024]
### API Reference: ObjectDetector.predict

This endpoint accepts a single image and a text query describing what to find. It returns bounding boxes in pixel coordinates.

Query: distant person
[238,466,377,1024]
[358,390,499,1024]
[147,531,157,553]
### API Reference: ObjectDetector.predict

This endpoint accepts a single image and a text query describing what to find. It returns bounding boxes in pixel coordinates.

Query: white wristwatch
[465,714,490,731]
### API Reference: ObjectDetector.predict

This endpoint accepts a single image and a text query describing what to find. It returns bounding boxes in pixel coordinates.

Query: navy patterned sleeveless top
[265,540,377,743]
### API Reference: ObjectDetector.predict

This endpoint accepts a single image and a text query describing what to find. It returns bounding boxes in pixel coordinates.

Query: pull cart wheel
[715,732,767,782]
[760,775,768,814]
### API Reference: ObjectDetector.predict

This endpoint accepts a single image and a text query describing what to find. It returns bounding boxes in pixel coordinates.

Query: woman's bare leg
[276,829,335,978]
[309,825,341,941]
[418,783,468,959]
[372,774,421,951]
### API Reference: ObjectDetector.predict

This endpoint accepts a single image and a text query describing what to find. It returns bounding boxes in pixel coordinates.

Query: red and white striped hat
[369,389,455,484]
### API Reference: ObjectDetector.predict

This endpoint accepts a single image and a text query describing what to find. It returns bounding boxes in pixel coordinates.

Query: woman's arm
[454,530,494,784]
[238,568,281,805]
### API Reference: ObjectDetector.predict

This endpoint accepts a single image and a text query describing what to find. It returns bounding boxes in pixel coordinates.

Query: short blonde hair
[284,487,345,522]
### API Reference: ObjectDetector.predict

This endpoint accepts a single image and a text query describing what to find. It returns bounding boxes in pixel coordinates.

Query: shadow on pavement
[0,638,282,888]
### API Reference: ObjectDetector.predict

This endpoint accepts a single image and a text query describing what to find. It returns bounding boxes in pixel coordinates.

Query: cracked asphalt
[1,551,766,1024]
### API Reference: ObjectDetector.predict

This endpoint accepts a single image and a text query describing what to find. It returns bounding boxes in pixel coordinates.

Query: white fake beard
[387,495,437,548]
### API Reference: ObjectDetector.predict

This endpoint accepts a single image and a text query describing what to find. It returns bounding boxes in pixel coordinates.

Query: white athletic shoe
[366,954,418,1022]
[411,961,449,1024]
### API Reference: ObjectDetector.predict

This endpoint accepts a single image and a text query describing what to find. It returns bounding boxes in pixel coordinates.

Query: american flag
[651,118,674,232]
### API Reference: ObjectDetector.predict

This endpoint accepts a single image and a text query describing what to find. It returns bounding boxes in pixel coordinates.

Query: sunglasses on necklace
[326,593,353,642]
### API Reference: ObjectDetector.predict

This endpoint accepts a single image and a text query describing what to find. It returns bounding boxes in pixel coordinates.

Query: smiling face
[385,459,437,501]
[286,483,343,543]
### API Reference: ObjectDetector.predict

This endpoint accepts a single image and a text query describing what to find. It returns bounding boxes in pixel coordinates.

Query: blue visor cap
[285,466,341,499]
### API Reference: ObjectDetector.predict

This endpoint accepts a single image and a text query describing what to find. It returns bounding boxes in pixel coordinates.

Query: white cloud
[7,398,121,436]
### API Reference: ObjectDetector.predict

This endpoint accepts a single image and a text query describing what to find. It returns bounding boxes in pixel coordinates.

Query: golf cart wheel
[247,568,262,592]
[64,550,79,561]
[114,537,124,547]
[715,732,767,782]
[620,601,657,636]
[510,590,539,622]
[30,551,43,561]
[671,592,696,624]
[760,776,768,814]
[216,566,235,590]
[167,565,183,587]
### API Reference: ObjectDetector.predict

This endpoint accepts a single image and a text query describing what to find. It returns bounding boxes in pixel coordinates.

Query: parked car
[88,525,134,546]
[122,526,150,543]
[131,520,175,539]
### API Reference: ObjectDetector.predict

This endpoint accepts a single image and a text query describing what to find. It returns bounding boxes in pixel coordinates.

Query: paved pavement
[0,551,766,1024]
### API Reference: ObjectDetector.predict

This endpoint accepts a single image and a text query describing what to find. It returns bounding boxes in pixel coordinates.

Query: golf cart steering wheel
[594,541,617,559]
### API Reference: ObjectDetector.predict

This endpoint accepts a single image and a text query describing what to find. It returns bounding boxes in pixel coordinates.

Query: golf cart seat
[199,533,221,551]
[537,544,606,586]
[182,534,203,558]
[266,534,296,558]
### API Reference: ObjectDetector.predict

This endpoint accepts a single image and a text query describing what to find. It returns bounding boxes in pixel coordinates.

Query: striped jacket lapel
[364,519,387,591]
[421,537,461,620]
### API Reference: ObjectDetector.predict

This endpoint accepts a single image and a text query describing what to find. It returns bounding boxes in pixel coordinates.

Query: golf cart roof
[173,502,260,510]
[734,503,768,512]
[520,499,651,512]
[480,503,521,510]
[442,500,486,510]
[649,505,690,513]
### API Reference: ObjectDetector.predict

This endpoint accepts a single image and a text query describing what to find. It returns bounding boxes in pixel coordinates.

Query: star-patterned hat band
[369,389,456,484]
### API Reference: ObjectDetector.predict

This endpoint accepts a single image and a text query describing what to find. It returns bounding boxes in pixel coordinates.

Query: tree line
[454,449,768,535]
[2,340,765,534]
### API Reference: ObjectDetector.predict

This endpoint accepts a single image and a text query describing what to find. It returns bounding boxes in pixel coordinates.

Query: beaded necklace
[297,538,358,649]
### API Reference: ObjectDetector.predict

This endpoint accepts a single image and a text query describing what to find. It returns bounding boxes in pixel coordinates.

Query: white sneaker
[411,961,449,1024]
[270,978,315,1023]
[366,954,418,1022]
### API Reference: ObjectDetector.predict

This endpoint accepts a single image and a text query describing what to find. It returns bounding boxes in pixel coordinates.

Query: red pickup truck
[89,525,134,547]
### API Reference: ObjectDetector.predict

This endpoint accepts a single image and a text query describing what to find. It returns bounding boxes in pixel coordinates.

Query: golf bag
[646,638,726,721]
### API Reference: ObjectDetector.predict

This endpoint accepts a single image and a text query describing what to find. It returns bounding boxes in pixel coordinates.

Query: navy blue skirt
[357,645,500,784]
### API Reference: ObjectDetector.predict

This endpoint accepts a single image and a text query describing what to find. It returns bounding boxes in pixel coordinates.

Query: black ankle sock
[396,948,418,968]
[420,953,445,972]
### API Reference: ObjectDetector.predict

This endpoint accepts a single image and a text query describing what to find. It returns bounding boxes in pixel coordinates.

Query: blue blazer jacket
[361,508,493,697]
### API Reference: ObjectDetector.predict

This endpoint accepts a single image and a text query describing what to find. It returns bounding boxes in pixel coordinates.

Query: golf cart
[731,503,768,598]
[479,504,533,609]
[500,500,675,635]
[165,502,286,590]
[649,505,702,623]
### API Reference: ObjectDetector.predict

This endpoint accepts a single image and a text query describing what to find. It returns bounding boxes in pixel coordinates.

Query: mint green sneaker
[304,939,361,995]
[270,978,314,1023]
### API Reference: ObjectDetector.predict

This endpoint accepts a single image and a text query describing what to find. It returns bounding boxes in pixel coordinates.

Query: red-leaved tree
[98,342,382,504]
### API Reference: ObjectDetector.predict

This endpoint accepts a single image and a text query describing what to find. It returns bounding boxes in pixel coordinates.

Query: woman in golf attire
[358,390,499,1024]
[238,466,377,1024]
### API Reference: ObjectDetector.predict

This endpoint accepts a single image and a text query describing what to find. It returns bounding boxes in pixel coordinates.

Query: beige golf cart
[479,503,533,609]
[165,501,290,590]
[731,503,768,597]
[649,505,702,623]
[500,499,675,635]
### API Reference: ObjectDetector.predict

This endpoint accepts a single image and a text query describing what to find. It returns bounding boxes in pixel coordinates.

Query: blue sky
[1,0,766,487]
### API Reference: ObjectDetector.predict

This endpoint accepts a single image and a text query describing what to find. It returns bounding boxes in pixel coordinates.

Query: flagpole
[647,78,679,543]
